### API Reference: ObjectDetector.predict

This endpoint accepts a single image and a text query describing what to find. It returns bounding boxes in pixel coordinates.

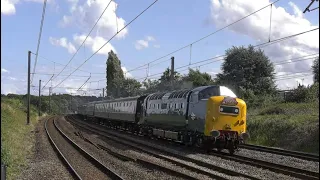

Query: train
[76,85,249,154]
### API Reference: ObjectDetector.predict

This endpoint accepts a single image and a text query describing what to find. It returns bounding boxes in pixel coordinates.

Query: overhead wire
[31,0,48,84]
[135,29,319,81]
[136,53,318,81]
[52,0,113,81]
[52,0,159,90]
[126,0,282,73]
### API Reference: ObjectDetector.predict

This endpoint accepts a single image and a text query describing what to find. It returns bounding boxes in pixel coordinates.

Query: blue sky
[1,0,319,95]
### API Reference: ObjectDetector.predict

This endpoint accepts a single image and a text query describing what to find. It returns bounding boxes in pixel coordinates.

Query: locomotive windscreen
[198,86,237,100]
[198,86,220,100]
[220,86,237,98]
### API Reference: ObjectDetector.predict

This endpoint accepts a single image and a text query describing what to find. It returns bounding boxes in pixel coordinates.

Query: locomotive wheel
[195,136,204,148]
[227,141,235,155]
[217,147,223,153]
[228,147,235,155]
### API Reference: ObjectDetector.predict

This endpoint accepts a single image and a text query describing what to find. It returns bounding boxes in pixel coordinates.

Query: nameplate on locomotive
[221,96,238,106]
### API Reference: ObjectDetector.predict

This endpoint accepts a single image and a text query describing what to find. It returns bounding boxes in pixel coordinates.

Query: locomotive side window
[161,103,167,109]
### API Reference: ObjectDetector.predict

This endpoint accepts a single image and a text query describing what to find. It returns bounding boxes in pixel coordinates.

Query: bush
[285,83,319,103]
[247,114,319,154]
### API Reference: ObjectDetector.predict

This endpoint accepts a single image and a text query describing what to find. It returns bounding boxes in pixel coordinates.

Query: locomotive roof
[95,96,141,103]
[147,85,221,100]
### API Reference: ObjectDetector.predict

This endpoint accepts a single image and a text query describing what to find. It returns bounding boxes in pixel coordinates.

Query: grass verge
[247,102,319,154]
[1,98,39,180]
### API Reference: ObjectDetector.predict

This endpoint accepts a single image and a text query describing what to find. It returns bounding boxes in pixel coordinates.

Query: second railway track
[239,144,319,162]
[45,116,124,180]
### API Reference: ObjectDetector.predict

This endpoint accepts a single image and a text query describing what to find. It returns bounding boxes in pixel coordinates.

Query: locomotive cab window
[198,86,220,100]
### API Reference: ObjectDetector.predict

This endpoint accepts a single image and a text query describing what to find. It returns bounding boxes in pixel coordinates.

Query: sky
[1,0,319,96]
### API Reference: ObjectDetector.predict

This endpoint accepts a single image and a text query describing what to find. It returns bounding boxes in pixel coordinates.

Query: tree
[159,67,181,82]
[142,79,160,94]
[215,45,276,97]
[106,50,125,98]
[120,78,142,97]
[312,57,319,83]
[183,68,215,87]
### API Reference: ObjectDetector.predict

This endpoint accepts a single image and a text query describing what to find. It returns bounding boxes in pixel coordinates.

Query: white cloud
[121,67,133,78]
[49,37,77,54]
[1,0,17,15]
[154,44,161,48]
[1,68,10,73]
[134,40,149,50]
[8,77,17,81]
[73,34,116,56]
[146,36,155,41]
[134,35,158,50]
[209,0,319,89]
[1,0,54,15]
[61,0,128,39]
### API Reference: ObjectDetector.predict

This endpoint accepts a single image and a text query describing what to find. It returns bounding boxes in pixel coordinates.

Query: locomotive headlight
[220,107,224,112]
[235,109,239,113]
[211,130,220,138]
[240,132,250,141]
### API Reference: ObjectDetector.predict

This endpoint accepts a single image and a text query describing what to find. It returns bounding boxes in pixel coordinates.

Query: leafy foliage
[159,67,181,82]
[216,45,276,97]
[182,68,215,87]
[285,83,319,103]
[106,50,125,98]
[106,51,143,98]
[120,78,142,97]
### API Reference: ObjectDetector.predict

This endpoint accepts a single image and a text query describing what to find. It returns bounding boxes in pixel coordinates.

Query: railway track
[210,151,319,180]
[67,116,319,180]
[45,116,124,180]
[73,129,209,180]
[67,116,264,180]
[239,144,319,162]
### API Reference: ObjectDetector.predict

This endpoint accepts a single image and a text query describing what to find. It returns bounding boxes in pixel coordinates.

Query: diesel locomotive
[77,85,249,154]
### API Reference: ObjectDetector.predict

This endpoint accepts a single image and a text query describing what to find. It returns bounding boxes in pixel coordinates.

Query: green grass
[1,98,39,180]
[247,101,319,154]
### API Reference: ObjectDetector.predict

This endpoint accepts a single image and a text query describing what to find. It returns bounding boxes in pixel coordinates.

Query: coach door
[135,95,147,123]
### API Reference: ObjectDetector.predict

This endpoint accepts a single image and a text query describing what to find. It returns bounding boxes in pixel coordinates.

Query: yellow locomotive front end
[204,96,249,154]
